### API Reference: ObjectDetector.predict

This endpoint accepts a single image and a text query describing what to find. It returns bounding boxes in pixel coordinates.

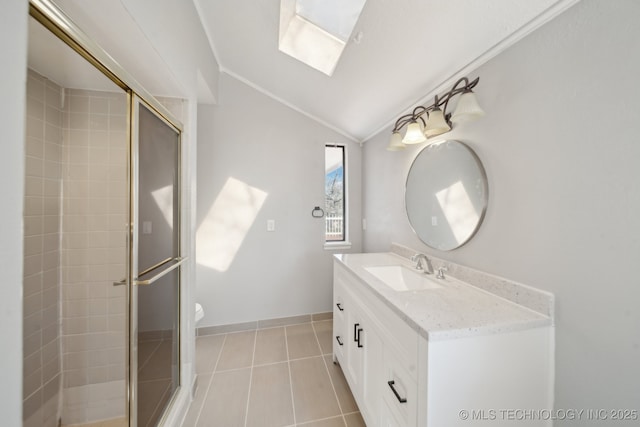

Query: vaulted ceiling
[194,0,579,141]
[33,0,580,142]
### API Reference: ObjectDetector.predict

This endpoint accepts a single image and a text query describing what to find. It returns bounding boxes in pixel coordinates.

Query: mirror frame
[404,140,488,251]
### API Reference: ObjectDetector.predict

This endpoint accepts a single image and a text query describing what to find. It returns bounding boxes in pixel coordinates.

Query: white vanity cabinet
[334,263,419,427]
[334,268,384,425]
[333,259,554,427]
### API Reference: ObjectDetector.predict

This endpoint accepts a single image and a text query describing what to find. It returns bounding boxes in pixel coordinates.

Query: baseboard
[196,311,333,336]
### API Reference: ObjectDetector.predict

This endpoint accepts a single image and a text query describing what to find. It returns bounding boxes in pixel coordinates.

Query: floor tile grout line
[243,329,258,427]
[192,333,227,427]
[311,321,348,426]
[214,365,257,373]
[236,351,333,369]
[198,319,314,336]
[196,319,322,339]
[287,352,332,363]
[284,325,298,426]
[252,359,292,368]
[189,322,350,427]
[295,414,346,426]
[190,338,220,426]
[257,319,312,330]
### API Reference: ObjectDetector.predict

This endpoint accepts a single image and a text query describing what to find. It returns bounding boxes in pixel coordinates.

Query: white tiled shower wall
[23,70,129,426]
[23,70,64,427]
[59,87,128,424]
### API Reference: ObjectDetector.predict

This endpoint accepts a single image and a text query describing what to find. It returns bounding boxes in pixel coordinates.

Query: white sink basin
[364,265,442,292]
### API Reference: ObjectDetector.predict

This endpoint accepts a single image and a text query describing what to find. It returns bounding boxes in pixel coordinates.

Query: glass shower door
[130,97,182,426]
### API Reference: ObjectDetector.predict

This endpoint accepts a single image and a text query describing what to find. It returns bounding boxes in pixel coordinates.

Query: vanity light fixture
[387,130,405,151]
[403,119,427,144]
[386,76,484,151]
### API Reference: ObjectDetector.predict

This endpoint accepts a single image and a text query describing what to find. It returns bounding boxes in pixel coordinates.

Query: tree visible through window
[325,145,345,242]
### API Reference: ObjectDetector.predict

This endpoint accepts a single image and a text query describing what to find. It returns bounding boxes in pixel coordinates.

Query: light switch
[143,221,152,234]
[267,219,275,232]
[431,216,438,226]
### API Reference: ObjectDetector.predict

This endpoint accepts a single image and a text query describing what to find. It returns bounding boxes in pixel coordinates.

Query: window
[325,145,345,242]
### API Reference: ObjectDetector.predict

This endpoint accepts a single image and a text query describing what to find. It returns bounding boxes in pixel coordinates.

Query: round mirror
[405,140,488,251]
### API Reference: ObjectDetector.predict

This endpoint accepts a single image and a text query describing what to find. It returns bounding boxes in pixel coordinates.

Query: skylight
[279,0,367,76]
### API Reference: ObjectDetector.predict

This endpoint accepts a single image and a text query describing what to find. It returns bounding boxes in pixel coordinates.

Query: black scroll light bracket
[311,206,325,218]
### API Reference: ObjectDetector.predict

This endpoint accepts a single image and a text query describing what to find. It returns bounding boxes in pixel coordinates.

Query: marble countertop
[334,252,552,341]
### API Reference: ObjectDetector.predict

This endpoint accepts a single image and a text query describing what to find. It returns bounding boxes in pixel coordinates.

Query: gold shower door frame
[29,1,186,425]
[130,96,184,425]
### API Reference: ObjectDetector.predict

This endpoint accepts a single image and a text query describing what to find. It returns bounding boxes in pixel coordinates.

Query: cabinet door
[380,398,405,427]
[333,263,416,427]
[345,302,363,397]
[358,309,383,427]
[344,301,383,427]
[382,346,418,427]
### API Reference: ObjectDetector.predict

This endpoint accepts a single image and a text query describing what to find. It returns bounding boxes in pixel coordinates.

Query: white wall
[363,0,640,422]
[196,73,362,327]
[0,1,28,424]
[120,0,219,102]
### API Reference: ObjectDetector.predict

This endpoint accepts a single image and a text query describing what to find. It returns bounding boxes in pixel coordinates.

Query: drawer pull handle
[336,302,344,311]
[336,336,343,346]
[353,323,360,342]
[356,328,364,348]
[387,381,407,403]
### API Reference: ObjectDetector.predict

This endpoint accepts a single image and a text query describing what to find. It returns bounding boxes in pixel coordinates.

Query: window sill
[324,241,352,251]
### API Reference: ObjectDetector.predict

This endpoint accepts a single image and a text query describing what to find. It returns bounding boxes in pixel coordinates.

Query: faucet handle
[436,266,448,279]
[411,253,424,271]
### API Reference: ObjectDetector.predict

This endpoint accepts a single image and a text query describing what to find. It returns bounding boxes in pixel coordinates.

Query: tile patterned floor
[183,319,364,427]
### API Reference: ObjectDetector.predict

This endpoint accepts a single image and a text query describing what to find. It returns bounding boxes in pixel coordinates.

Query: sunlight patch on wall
[196,177,268,272]
[436,180,479,245]
[151,185,175,227]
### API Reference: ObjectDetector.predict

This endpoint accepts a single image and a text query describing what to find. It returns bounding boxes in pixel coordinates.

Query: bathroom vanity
[333,252,554,427]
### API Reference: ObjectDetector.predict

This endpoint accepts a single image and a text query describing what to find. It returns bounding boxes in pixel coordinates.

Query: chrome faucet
[411,253,434,275]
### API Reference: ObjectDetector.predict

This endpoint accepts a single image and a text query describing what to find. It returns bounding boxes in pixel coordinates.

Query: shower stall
[23,1,186,425]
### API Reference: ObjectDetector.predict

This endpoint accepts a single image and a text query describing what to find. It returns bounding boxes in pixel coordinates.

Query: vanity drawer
[382,346,418,427]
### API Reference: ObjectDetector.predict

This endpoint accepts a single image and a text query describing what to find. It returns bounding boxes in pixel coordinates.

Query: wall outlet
[267,219,275,232]
[143,221,152,234]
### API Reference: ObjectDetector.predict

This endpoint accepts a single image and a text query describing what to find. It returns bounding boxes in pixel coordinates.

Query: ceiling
[29,0,579,142]
[195,0,578,141]
[27,15,121,93]
[28,0,184,97]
